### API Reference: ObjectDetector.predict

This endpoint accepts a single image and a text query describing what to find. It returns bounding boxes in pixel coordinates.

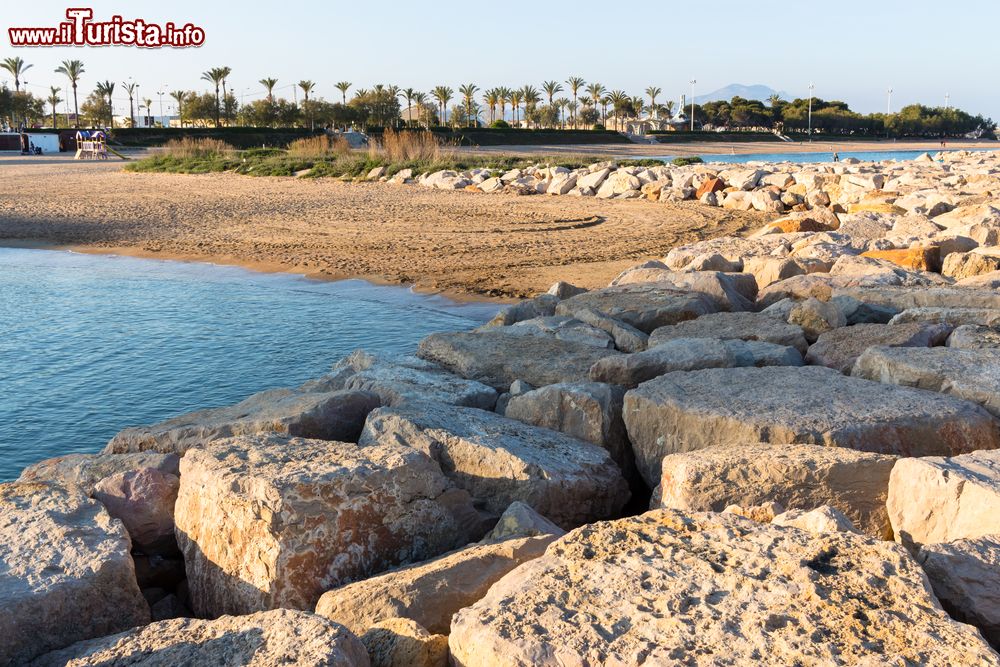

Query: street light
[886,87,893,116]
[807,83,815,141]
[157,88,165,127]
[945,93,951,110]
[689,79,696,132]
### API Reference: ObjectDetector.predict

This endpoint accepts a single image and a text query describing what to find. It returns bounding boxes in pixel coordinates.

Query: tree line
[0,56,993,138]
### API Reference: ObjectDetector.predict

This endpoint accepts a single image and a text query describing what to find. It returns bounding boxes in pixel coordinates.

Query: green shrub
[672,156,705,166]
[490,120,511,129]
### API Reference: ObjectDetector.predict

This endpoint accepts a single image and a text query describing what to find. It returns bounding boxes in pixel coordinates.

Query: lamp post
[157,88,164,127]
[807,83,815,141]
[945,93,951,110]
[886,87,893,116]
[689,79,696,132]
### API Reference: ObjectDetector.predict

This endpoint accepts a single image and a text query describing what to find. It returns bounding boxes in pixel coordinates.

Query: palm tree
[1,57,32,92]
[645,86,662,118]
[498,86,511,124]
[95,80,116,127]
[217,66,232,124]
[458,83,478,127]
[542,80,563,108]
[608,90,629,130]
[566,77,585,128]
[482,88,499,124]
[521,85,540,127]
[335,81,352,104]
[47,87,62,128]
[586,83,606,126]
[259,78,278,104]
[143,98,152,126]
[663,100,676,118]
[170,90,187,127]
[600,95,611,127]
[122,81,138,128]
[299,80,315,129]
[431,86,453,127]
[55,59,85,127]
[509,88,522,127]
[401,87,418,127]
[768,93,783,108]
[413,91,429,127]
[556,98,570,128]
[201,68,225,127]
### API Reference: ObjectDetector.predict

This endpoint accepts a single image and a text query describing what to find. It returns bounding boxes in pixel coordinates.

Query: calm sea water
[645,147,997,165]
[0,247,499,481]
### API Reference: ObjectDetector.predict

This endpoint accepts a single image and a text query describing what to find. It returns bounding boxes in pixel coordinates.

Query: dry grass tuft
[287,134,351,157]
[372,129,447,162]
[160,137,235,158]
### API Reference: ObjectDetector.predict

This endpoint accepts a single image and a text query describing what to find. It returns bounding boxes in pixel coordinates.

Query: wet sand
[0,157,766,299]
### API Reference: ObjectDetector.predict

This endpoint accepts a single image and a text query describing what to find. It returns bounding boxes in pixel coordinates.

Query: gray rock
[829,295,899,325]
[485,294,558,326]
[546,281,588,299]
[771,505,859,534]
[341,351,498,410]
[835,285,1000,312]
[554,284,716,333]
[917,536,1000,647]
[359,402,629,529]
[648,312,808,353]
[854,346,1000,416]
[571,308,649,352]
[889,307,1000,328]
[806,322,952,374]
[417,330,621,391]
[105,388,380,455]
[503,382,631,474]
[623,366,1000,487]
[0,483,149,665]
[17,451,179,495]
[506,315,614,348]
[482,501,565,542]
[652,444,897,539]
[609,271,755,312]
[948,325,1000,349]
[589,337,803,389]
[788,297,848,342]
[31,609,369,666]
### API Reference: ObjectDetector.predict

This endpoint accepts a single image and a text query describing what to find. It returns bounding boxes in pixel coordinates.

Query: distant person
[832,151,840,162]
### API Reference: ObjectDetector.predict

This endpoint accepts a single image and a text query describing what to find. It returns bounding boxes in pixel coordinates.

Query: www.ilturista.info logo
[8,8,205,48]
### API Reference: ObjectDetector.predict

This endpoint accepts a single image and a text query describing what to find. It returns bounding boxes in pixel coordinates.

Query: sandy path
[0,158,767,299]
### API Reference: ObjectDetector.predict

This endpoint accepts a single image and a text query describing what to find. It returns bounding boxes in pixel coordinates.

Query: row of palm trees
[3,55,678,131]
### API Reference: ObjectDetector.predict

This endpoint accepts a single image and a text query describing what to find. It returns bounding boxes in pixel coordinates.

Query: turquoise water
[0,247,499,481]
[646,147,997,165]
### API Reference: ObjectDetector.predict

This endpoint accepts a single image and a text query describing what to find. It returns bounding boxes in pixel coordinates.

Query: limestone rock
[359,402,629,528]
[610,270,755,312]
[589,337,803,389]
[649,311,808,353]
[0,483,149,665]
[888,449,1000,550]
[805,322,952,374]
[417,330,620,391]
[546,281,587,299]
[105,388,380,455]
[788,296,848,341]
[554,283,716,333]
[339,350,497,410]
[316,535,554,636]
[361,618,448,667]
[32,609,369,666]
[506,315,614,349]
[890,307,1000,328]
[174,434,481,617]
[482,501,565,542]
[943,250,1000,281]
[917,536,1000,648]
[571,307,649,352]
[448,510,998,666]
[949,325,1000,349]
[17,451,179,495]
[652,443,896,539]
[772,505,859,534]
[485,294,558,326]
[623,365,1000,487]
[853,346,1000,416]
[503,382,631,472]
[93,467,180,554]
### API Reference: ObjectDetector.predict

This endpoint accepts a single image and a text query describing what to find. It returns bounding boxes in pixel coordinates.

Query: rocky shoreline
[5,150,1000,664]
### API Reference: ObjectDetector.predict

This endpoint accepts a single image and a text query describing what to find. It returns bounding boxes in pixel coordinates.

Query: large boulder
[805,322,952,374]
[482,501,565,542]
[888,449,1000,550]
[337,350,498,410]
[448,510,998,666]
[105,388,380,455]
[93,467,180,554]
[417,330,620,391]
[949,325,1000,349]
[853,346,1000,416]
[623,366,1000,487]
[0,483,149,665]
[174,434,481,617]
[589,337,803,389]
[502,382,631,473]
[608,271,754,312]
[358,402,629,528]
[316,535,555,636]
[361,617,448,667]
[648,312,808,354]
[505,315,614,349]
[889,307,1000,328]
[17,451,180,495]
[917,537,1000,648]
[554,284,716,333]
[651,444,896,538]
[31,609,369,666]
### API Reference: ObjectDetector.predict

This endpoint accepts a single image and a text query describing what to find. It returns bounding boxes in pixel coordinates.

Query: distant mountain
[694,84,788,104]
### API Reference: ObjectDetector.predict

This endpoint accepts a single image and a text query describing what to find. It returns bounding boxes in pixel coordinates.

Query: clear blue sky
[4,0,997,119]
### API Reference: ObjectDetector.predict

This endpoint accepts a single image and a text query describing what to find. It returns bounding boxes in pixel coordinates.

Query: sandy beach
[0,156,766,299]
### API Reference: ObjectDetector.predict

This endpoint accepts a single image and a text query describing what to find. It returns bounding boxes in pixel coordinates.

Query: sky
[3,0,998,120]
